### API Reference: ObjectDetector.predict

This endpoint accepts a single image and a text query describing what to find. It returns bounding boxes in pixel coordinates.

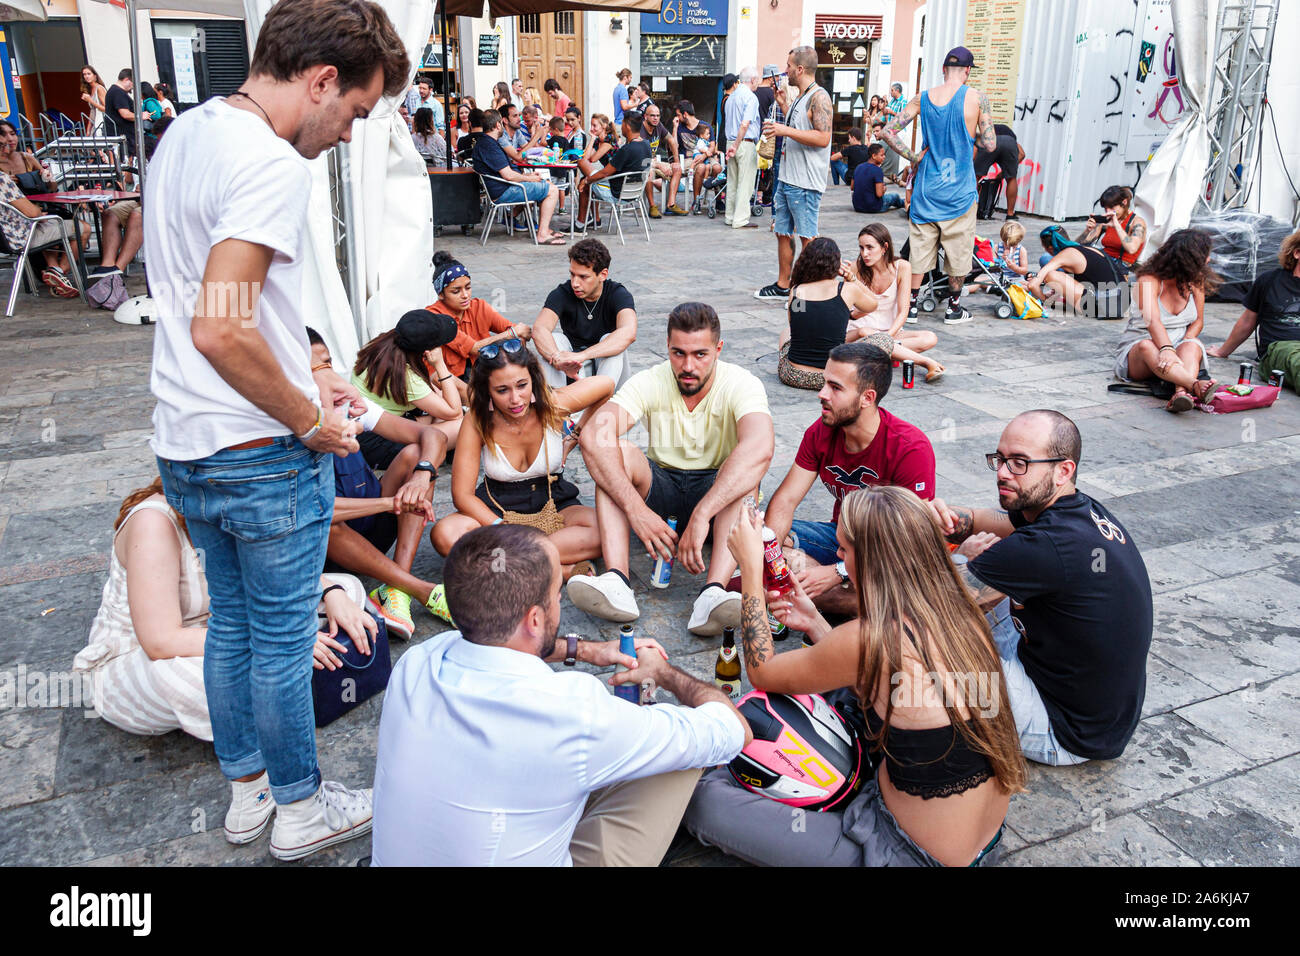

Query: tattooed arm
[958,563,1006,611]
[879,95,922,164]
[769,87,833,148]
[974,89,997,152]
[929,498,1016,542]
[1117,215,1147,255]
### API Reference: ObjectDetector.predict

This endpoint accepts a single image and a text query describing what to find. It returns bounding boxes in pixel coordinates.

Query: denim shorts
[986,599,1089,766]
[591,182,614,204]
[496,180,551,205]
[644,460,717,527]
[787,518,839,566]
[773,180,822,239]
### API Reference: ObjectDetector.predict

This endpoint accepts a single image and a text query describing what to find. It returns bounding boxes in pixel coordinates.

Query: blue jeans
[879,192,906,211]
[773,180,823,239]
[830,159,849,185]
[158,437,333,804]
[496,180,551,205]
[787,519,840,566]
[986,599,1089,767]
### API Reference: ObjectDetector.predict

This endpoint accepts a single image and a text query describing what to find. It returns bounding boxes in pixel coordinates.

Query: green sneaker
[648,204,662,219]
[425,584,454,626]
[368,584,414,641]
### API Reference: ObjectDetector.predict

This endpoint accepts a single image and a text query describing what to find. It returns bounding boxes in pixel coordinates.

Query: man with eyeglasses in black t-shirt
[929,409,1153,767]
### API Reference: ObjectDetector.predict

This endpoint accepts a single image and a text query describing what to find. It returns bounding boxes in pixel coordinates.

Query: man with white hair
[722,69,761,229]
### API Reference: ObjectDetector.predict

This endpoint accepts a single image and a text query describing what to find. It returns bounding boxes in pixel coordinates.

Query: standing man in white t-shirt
[145,0,410,863]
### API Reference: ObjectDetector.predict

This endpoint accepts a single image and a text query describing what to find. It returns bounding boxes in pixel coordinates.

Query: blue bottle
[614,624,640,704]
[651,516,678,588]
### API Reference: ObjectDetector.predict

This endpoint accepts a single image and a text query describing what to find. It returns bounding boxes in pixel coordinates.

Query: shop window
[520,13,541,34]
[554,12,575,35]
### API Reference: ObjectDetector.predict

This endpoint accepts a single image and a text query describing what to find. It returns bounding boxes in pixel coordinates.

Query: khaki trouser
[908,201,978,276]
[726,140,758,228]
[569,767,702,866]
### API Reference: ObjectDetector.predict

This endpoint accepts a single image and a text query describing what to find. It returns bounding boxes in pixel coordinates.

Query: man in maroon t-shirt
[764,342,935,614]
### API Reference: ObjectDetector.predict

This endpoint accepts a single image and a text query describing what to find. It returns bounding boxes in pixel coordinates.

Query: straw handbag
[482,431,565,534]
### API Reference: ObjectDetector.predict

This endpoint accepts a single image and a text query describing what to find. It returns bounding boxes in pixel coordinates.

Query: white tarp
[1133,0,1218,254]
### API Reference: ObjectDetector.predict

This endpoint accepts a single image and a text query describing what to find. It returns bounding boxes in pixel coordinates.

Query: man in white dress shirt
[371,524,752,866]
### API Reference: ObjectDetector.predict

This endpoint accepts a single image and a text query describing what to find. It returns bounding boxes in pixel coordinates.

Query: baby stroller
[899,238,950,314]
[696,164,766,220]
[967,237,1040,319]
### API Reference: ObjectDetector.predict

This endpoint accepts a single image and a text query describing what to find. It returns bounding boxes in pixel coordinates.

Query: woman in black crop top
[686,486,1025,867]
[778,238,878,391]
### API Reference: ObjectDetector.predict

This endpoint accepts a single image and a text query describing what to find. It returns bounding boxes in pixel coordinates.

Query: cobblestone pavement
[1,187,1296,867]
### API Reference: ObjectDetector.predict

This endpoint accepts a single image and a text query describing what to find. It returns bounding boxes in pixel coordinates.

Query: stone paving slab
[0,194,1297,867]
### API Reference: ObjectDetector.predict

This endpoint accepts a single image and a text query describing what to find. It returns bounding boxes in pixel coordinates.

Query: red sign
[813,14,884,42]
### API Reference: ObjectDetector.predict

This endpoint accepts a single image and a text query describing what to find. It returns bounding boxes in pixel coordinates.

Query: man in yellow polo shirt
[570,302,774,635]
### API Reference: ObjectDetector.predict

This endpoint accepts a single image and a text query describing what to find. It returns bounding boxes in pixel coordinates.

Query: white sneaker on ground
[269,781,373,862]
[567,570,639,622]
[688,585,742,637]
[224,771,275,845]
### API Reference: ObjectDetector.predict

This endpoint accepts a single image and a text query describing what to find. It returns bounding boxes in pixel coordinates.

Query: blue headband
[434,262,469,294]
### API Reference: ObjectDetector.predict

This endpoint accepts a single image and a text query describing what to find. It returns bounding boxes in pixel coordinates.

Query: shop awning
[0,1,49,21]
[439,0,659,15]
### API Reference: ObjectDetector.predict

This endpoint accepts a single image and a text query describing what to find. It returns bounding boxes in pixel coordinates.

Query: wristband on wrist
[297,405,324,442]
[1159,344,1177,352]
[321,583,346,602]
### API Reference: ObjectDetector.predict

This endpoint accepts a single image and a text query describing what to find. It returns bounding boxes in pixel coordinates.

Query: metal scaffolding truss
[1202,0,1280,211]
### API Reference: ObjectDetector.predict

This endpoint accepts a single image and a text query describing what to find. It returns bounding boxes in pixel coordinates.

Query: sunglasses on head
[478,338,525,360]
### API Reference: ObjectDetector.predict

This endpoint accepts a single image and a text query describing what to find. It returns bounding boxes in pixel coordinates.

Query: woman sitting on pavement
[428,250,532,403]
[351,309,464,470]
[778,236,878,390]
[73,479,377,743]
[430,341,609,578]
[843,223,944,382]
[1112,228,1222,413]
[1027,185,1146,315]
[685,486,1025,867]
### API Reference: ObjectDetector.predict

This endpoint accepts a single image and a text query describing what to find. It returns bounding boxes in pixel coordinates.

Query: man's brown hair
[251,0,409,97]
[444,525,553,646]
[1279,230,1300,272]
[667,302,722,342]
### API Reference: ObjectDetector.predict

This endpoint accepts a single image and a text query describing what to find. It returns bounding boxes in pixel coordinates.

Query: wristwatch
[563,633,579,667]
[835,560,850,586]
[413,460,438,479]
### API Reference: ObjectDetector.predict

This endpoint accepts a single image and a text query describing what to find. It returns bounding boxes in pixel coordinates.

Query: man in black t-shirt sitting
[830,127,870,187]
[532,238,637,390]
[930,410,1153,766]
[1209,230,1300,390]
[576,110,652,228]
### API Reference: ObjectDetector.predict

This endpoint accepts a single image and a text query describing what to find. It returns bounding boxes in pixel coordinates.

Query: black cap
[943,46,975,69]
[722,72,738,91]
[394,309,458,353]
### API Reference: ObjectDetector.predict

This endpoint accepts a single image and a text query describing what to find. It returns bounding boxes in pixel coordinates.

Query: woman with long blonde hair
[686,485,1025,866]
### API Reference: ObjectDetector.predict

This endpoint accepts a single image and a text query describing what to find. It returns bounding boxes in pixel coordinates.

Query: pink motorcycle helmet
[728,690,864,811]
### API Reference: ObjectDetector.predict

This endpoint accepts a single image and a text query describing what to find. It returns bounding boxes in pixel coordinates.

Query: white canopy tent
[0,1,48,20]
[1134,0,1219,254]
[117,0,436,368]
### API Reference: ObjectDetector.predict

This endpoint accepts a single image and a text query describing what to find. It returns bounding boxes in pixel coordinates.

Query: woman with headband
[429,250,533,403]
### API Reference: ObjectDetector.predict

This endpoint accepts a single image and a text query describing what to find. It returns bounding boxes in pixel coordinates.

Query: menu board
[963,0,1026,124]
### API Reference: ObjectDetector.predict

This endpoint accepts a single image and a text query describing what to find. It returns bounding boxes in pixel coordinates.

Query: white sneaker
[567,570,639,622]
[269,781,373,862]
[224,772,275,845]
[688,586,742,637]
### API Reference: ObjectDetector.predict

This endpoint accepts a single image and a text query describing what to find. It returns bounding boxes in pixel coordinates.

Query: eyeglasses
[478,338,525,360]
[985,454,1067,475]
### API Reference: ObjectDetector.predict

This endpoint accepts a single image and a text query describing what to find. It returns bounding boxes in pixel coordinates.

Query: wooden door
[516,12,584,114]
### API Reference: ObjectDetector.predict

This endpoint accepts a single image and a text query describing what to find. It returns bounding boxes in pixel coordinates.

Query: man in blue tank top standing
[880,47,997,326]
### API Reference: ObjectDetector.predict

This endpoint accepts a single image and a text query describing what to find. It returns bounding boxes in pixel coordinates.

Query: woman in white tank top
[843,224,946,382]
[1112,229,1222,412]
[73,480,375,740]
[431,341,613,576]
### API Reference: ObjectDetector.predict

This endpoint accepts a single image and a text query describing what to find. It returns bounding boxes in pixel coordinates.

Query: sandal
[925,365,945,383]
[1165,387,1194,413]
[1191,378,1220,404]
[536,233,567,246]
